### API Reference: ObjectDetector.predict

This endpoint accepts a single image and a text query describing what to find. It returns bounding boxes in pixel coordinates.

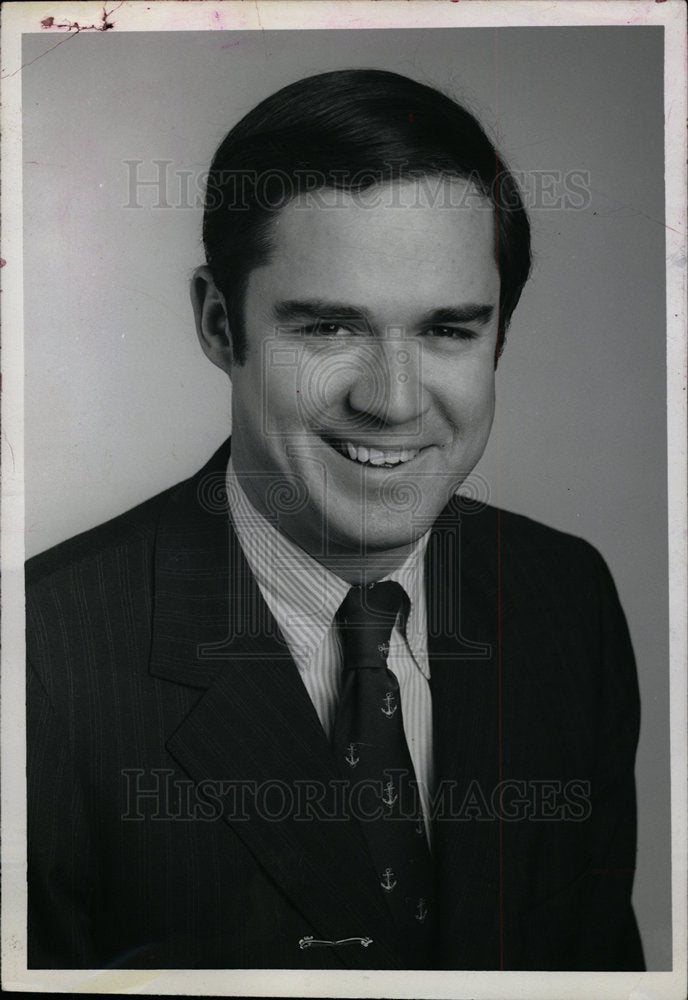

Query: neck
[265,511,424,585]
[303,544,418,587]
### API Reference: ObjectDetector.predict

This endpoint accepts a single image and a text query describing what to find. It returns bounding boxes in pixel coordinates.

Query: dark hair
[202,69,531,364]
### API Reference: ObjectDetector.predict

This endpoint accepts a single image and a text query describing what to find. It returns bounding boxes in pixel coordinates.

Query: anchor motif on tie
[381,779,398,807]
[381,691,397,717]
[415,816,424,836]
[415,898,428,923]
[380,867,397,892]
[344,743,359,768]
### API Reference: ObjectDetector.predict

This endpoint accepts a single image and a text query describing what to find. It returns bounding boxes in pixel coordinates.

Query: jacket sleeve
[578,546,645,970]
[27,661,100,968]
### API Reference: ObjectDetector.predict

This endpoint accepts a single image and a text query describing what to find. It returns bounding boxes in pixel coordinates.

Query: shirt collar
[226,459,430,677]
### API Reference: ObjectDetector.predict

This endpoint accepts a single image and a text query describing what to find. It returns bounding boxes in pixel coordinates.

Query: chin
[328,517,427,556]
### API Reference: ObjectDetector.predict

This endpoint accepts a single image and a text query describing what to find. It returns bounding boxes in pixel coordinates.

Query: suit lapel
[427,499,502,778]
[149,442,405,968]
[427,500,505,968]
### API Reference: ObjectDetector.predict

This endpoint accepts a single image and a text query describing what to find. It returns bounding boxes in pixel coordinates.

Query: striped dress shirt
[226,461,435,839]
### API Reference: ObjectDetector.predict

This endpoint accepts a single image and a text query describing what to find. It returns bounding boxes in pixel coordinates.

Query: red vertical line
[493,24,505,973]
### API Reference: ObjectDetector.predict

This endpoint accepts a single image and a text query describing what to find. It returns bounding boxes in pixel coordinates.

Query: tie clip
[299,935,373,950]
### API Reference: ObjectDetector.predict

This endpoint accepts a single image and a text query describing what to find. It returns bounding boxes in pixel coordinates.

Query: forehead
[255,178,499,312]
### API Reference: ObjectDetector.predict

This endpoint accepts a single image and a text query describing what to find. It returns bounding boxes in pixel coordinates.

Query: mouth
[327,438,422,469]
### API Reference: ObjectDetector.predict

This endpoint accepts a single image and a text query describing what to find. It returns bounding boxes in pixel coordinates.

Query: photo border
[2,2,686,997]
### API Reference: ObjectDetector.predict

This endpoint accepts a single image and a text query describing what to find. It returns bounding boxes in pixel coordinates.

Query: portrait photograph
[1,2,686,998]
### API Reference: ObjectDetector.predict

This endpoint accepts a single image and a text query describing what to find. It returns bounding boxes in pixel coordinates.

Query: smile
[331,440,421,468]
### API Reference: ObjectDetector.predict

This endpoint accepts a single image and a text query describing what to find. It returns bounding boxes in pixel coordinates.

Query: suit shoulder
[494,505,598,553]
[461,502,606,574]
[25,481,183,589]
[26,440,232,589]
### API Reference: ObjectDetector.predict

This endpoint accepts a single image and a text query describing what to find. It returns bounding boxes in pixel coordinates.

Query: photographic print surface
[2,2,686,997]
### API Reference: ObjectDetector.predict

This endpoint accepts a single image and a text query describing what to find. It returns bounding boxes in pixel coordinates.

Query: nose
[347,336,426,429]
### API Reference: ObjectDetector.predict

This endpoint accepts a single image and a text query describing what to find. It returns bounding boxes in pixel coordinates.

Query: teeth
[340,442,420,466]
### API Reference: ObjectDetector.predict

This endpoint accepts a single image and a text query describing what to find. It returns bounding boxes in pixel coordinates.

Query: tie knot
[337,581,405,669]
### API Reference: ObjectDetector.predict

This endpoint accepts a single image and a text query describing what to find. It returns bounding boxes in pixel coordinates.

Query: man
[26,69,644,971]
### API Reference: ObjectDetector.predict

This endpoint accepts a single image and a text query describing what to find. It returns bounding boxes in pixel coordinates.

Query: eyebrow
[423,305,494,326]
[274,299,372,323]
[273,299,495,326]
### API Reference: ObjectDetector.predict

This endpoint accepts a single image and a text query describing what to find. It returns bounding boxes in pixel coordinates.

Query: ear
[190,265,233,376]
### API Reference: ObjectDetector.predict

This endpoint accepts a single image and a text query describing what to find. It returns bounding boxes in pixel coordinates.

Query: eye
[301,320,365,338]
[423,326,478,341]
[312,322,350,337]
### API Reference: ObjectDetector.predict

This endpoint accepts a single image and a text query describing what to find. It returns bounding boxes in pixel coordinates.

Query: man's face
[229,177,500,573]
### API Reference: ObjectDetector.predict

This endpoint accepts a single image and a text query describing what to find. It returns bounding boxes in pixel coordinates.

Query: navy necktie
[332,581,434,965]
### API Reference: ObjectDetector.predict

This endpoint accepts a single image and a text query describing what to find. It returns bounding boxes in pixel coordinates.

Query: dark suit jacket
[26,438,644,970]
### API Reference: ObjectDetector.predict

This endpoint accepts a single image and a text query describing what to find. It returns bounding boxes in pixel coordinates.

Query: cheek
[473,375,496,422]
[234,359,295,428]
[438,365,496,431]
[469,383,496,433]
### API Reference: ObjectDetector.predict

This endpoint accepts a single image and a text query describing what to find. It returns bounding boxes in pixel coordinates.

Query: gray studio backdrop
[23,27,669,968]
